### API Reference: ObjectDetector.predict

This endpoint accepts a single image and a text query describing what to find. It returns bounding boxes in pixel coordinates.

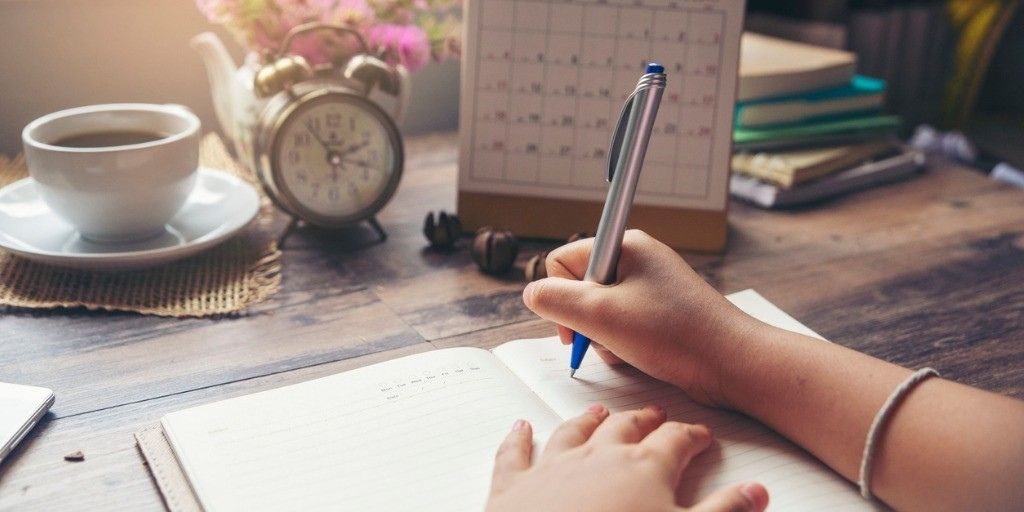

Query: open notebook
[137,290,883,511]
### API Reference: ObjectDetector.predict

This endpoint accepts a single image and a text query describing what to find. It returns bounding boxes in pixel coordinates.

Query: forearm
[719,324,1024,511]
[721,325,908,483]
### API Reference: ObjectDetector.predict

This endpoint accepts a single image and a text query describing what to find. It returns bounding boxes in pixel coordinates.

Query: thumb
[687,482,768,512]
[523,277,606,332]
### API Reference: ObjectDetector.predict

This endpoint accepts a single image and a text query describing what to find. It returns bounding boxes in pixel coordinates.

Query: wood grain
[1,133,1022,510]
[0,344,433,511]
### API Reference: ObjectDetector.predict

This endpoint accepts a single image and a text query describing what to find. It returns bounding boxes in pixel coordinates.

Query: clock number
[294,133,311,147]
[288,150,301,164]
[326,113,341,128]
[327,187,340,202]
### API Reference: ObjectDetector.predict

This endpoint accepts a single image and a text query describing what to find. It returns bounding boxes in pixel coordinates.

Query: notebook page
[162,347,562,512]
[492,290,883,511]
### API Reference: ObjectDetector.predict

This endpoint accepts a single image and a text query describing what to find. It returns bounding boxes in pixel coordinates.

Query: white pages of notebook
[161,289,883,511]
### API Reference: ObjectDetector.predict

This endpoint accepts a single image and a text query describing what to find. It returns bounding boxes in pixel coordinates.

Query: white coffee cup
[22,103,201,242]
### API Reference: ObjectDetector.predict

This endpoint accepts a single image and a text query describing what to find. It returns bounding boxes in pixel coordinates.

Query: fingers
[555,325,625,366]
[556,324,573,345]
[688,482,769,512]
[593,343,625,365]
[589,405,667,444]
[545,229,657,281]
[522,277,606,329]
[491,419,533,491]
[640,422,712,483]
[545,239,593,280]
[543,404,609,455]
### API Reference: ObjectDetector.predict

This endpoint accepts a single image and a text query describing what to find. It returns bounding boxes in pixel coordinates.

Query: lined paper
[162,348,561,512]
[160,290,884,511]
[492,290,884,510]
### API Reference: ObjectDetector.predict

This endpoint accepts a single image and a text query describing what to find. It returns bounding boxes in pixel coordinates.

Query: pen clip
[607,90,637,182]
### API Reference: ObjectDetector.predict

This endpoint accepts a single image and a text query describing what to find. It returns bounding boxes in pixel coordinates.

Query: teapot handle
[394,64,411,125]
[277,22,369,60]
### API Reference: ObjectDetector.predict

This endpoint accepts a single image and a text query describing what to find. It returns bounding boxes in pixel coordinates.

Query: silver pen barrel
[584,70,666,284]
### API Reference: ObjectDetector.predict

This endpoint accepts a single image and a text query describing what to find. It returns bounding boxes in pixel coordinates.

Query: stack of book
[730,33,923,208]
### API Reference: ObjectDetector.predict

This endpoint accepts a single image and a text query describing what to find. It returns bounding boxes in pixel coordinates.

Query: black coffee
[53,130,167,148]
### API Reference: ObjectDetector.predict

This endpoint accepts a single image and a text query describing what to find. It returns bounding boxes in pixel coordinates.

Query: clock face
[273,93,401,224]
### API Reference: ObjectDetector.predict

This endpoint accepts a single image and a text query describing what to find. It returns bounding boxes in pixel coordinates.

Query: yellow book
[732,141,896,189]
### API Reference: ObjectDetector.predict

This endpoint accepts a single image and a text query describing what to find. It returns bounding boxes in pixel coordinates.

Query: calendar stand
[457,0,744,253]
[459,191,728,251]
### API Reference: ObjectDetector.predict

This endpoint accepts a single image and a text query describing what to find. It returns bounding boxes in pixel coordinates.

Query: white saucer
[0,167,260,271]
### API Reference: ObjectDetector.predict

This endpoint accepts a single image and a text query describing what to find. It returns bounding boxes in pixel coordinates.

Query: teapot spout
[191,32,240,142]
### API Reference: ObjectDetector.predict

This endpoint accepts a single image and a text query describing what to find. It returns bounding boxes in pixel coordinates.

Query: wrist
[661,310,767,410]
[703,317,776,412]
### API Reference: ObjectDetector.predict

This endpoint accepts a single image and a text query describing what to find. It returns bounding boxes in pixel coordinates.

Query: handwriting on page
[494,340,882,511]
[162,349,562,512]
[460,0,742,210]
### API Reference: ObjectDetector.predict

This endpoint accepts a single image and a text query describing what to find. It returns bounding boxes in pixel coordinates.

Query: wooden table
[1,133,1022,510]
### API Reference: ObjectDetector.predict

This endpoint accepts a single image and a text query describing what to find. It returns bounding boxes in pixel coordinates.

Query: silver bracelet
[858,367,939,499]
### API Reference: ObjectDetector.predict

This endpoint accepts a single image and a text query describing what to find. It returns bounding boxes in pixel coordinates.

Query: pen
[570,62,666,377]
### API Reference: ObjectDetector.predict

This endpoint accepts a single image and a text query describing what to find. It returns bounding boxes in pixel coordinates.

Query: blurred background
[0,0,460,156]
[1,0,1021,168]
[745,0,1024,170]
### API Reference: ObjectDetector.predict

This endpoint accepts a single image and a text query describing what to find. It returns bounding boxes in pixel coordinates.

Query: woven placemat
[0,134,282,317]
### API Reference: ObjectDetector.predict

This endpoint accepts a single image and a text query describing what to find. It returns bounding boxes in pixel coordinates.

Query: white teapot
[190,24,409,174]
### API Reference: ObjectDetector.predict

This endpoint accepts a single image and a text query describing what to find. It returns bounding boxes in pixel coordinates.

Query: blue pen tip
[645,62,664,74]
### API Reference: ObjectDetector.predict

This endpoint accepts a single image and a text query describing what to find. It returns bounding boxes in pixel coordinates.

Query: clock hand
[339,158,371,171]
[338,140,370,158]
[305,121,334,152]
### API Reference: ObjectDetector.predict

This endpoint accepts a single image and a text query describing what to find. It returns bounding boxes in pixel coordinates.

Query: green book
[735,76,887,128]
[733,114,901,151]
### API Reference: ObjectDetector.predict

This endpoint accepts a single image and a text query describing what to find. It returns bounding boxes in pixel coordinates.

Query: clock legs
[368,216,387,242]
[277,216,301,248]
[276,215,387,247]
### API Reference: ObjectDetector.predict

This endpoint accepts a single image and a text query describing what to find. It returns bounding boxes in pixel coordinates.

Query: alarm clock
[250,23,408,240]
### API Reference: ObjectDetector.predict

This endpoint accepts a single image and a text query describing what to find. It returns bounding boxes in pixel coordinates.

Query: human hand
[522,230,762,407]
[486,405,768,512]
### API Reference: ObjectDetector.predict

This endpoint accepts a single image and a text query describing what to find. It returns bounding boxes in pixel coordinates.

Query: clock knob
[343,55,401,96]
[254,55,314,98]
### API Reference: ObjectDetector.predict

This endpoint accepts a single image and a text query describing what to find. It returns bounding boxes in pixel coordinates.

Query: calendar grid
[461,0,742,210]
[668,11,690,195]
[567,5,585,187]
[500,1,514,181]
[704,10,727,199]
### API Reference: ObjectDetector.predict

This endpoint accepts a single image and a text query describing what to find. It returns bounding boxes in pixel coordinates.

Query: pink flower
[194,0,458,70]
[366,23,430,72]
